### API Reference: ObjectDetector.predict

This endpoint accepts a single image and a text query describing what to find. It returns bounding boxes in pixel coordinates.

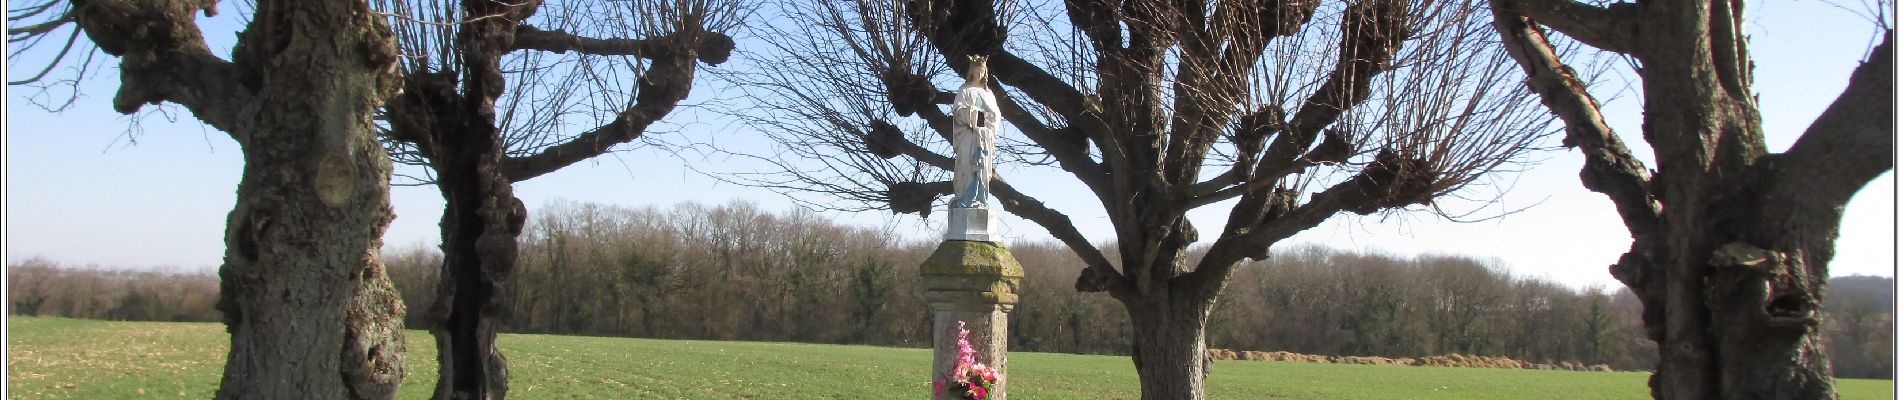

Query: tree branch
[6,13,71,37]
[1772,30,1894,209]
[1492,12,1661,239]
[1187,176,1279,210]
[513,24,665,56]
[1163,0,1323,187]
[1251,0,1406,186]
[991,180,1130,297]
[1190,173,1376,290]
[512,24,734,65]
[988,51,1093,119]
[1490,0,1638,53]
[988,81,1110,197]
[501,53,697,181]
[72,0,253,134]
[1161,37,1241,189]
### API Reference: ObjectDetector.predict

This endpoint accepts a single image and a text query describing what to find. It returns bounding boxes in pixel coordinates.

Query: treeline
[1207,247,1657,370]
[8,200,1891,377]
[6,258,219,322]
[385,200,938,345]
[1822,275,1895,379]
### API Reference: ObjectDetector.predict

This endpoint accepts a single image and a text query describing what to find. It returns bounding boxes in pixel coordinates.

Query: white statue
[947,55,1001,241]
[951,55,1000,208]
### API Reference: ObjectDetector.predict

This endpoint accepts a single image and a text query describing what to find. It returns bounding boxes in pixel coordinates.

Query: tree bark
[416,67,523,399]
[212,1,408,399]
[428,125,523,400]
[1126,289,1212,400]
[1491,1,1894,398]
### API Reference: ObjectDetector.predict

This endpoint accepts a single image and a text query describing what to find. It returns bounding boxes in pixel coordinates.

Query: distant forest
[8,200,1891,378]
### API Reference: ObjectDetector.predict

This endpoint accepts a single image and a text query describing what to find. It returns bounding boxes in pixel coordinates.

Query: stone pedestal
[944,207,998,242]
[921,240,1021,400]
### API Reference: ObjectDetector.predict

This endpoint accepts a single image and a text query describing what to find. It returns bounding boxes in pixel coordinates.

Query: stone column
[922,239,1022,400]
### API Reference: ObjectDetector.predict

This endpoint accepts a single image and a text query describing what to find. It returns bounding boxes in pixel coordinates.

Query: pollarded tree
[8,0,407,398]
[1488,1,1892,398]
[372,0,739,398]
[727,0,1554,397]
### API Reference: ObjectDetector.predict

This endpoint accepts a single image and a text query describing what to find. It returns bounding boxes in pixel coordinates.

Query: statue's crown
[964,55,990,85]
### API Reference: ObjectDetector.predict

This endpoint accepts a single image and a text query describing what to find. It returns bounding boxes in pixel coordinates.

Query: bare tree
[1487,0,1893,397]
[6,257,64,316]
[723,0,1553,397]
[370,0,740,398]
[9,1,408,398]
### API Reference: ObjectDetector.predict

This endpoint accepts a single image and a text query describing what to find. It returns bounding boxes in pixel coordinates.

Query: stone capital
[920,240,1023,309]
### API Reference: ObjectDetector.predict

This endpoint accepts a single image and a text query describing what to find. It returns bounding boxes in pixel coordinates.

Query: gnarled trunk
[1491,2,1893,398]
[428,128,523,400]
[421,1,541,398]
[1125,286,1214,400]
[213,1,407,398]
[1630,78,1845,398]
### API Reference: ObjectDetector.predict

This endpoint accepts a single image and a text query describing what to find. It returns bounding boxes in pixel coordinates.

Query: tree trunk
[428,121,523,400]
[214,1,407,399]
[1635,90,1841,399]
[1126,293,1213,400]
[1493,2,1889,397]
[1623,2,1839,397]
[1628,148,1842,400]
[430,138,523,400]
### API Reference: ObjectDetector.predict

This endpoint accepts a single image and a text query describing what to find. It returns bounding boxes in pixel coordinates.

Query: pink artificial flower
[973,363,997,382]
[942,320,1004,399]
[956,322,978,367]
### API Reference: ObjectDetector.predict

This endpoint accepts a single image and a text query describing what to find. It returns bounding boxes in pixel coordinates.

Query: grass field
[7,317,1891,399]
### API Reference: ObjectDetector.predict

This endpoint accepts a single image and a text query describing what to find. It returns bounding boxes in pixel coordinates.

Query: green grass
[7,317,1892,399]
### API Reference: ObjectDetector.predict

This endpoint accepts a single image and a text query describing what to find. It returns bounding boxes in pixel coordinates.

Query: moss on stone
[920,240,1024,307]
[919,240,1024,278]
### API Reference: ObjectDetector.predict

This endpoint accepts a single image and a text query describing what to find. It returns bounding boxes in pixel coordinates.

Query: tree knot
[865,120,906,159]
[1709,242,1773,269]
[1705,242,1820,328]
[1344,149,1438,214]
[881,68,939,117]
[693,32,737,65]
[888,181,948,217]
[1231,107,1284,181]
[1074,266,1116,293]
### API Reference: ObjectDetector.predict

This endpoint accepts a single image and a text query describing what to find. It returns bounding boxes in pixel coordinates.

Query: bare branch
[490,1,743,181]
[991,180,1131,296]
[7,25,80,85]
[1489,0,1638,53]
[1192,165,1394,289]
[988,80,1110,196]
[1772,30,1894,208]
[1252,0,1412,187]
[513,24,734,64]
[26,0,256,133]
[500,54,696,181]
[6,13,71,37]
[1162,0,1323,187]
[512,24,666,56]
[1491,11,1660,238]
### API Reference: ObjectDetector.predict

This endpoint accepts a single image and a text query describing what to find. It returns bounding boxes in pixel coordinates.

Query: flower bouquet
[934,321,1000,399]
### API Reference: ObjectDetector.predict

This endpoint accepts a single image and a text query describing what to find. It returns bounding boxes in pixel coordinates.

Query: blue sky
[5,1,1893,289]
